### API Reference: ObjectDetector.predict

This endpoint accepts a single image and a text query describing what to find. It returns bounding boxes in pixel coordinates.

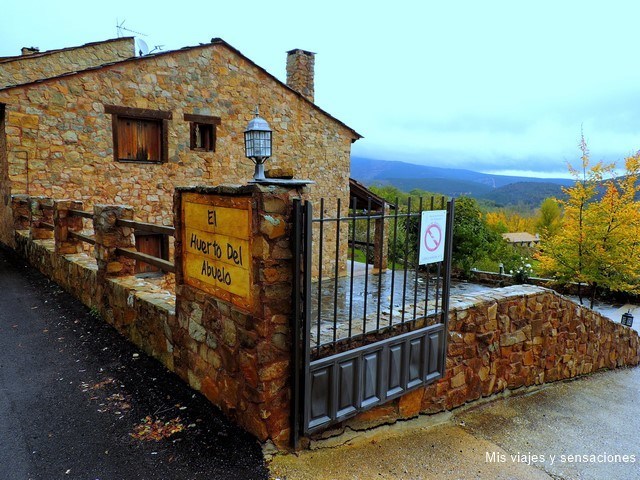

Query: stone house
[0,38,362,264]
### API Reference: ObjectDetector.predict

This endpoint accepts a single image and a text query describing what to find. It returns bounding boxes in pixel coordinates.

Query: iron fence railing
[308,195,453,358]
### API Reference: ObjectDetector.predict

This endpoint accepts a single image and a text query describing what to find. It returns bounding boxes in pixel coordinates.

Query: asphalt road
[0,246,268,480]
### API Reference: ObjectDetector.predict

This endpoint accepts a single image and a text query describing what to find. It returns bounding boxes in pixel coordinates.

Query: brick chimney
[21,47,40,56]
[286,49,315,103]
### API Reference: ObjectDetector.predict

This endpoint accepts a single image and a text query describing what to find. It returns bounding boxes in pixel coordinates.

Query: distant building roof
[0,37,134,65]
[502,232,540,244]
[349,178,395,211]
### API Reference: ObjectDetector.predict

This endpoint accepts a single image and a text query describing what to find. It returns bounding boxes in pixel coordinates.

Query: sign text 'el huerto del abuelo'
[183,197,251,301]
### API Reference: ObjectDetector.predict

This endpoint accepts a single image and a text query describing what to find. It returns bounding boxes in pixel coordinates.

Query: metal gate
[292,196,455,446]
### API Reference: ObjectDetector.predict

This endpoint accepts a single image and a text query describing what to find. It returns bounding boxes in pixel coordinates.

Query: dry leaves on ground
[130,416,185,441]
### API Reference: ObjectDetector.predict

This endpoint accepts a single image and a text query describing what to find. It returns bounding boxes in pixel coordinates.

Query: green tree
[537,137,640,306]
[452,196,503,276]
[536,197,562,237]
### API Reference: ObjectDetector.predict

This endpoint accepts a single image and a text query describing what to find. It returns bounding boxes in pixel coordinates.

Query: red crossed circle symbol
[424,223,442,252]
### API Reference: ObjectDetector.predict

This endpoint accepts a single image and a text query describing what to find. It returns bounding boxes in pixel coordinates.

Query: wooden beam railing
[11,195,176,275]
[68,209,93,219]
[68,230,96,246]
[115,247,175,274]
[116,218,175,236]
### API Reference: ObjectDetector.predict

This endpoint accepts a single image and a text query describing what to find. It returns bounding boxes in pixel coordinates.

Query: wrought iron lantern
[621,310,634,328]
[244,107,272,182]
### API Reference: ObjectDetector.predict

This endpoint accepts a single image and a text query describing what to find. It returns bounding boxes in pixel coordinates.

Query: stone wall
[469,268,602,299]
[0,40,356,253]
[173,184,305,450]
[335,285,640,435]
[0,38,135,88]
[0,103,10,246]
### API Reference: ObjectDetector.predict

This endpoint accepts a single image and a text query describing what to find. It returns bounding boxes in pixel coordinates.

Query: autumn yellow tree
[485,210,536,234]
[537,137,640,307]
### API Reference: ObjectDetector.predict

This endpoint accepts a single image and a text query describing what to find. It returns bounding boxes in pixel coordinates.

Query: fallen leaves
[86,377,117,390]
[100,393,132,414]
[130,416,185,442]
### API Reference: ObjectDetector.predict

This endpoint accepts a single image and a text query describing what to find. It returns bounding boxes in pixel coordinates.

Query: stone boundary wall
[7,203,640,451]
[334,284,640,436]
[468,268,579,292]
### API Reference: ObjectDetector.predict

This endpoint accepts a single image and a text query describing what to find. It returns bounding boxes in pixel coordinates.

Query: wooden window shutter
[104,105,172,163]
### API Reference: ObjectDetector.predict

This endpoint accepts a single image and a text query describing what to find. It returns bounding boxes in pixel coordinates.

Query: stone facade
[0,38,135,89]
[0,38,359,251]
[335,285,640,436]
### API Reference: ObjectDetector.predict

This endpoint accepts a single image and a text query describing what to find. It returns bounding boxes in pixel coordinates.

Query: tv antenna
[116,19,147,38]
[116,19,163,56]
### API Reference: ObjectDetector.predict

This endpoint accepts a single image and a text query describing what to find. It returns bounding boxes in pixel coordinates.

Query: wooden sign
[182,193,252,309]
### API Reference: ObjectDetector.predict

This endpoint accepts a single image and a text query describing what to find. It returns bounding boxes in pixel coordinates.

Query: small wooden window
[135,233,169,274]
[104,105,172,163]
[184,113,221,152]
[117,117,162,161]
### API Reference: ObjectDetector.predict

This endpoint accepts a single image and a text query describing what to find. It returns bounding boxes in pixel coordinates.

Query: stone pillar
[174,182,309,451]
[29,196,54,240]
[286,49,315,102]
[54,200,84,255]
[11,194,30,230]
[93,204,136,278]
[373,205,389,271]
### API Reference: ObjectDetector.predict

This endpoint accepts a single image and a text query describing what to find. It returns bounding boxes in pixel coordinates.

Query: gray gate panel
[386,343,405,398]
[306,324,445,433]
[362,350,383,408]
[309,367,332,430]
[426,331,443,382]
[407,337,424,389]
[336,359,358,419]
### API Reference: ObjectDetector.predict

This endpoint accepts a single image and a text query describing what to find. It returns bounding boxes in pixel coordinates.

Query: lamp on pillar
[621,310,634,327]
[244,107,272,182]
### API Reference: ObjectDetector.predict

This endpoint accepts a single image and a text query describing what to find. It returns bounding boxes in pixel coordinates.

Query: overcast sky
[2,0,640,178]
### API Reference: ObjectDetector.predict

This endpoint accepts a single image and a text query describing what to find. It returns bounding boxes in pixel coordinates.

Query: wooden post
[373,204,389,271]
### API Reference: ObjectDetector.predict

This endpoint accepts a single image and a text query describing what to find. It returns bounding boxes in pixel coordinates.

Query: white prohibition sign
[419,210,447,265]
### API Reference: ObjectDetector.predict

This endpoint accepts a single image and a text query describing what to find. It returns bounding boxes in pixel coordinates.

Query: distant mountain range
[351,156,574,207]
